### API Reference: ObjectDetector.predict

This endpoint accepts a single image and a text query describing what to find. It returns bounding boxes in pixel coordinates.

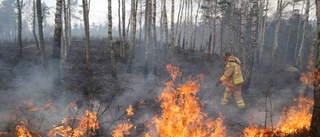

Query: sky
[41,0,316,26]
[0,0,316,28]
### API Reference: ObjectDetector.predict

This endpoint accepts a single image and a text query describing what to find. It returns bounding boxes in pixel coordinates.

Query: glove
[215,81,221,86]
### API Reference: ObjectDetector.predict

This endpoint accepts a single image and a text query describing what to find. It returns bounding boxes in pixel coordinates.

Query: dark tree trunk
[36,0,46,71]
[17,0,22,57]
[310,1,320,136]
[52,0,63,85]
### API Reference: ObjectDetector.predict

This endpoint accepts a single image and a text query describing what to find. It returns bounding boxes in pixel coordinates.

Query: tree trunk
[36,0,46,71]
[67,0,71,51]
[32,0,39,50]
[152,0,157,74]
[118,0,121,38]
[62,0,68,62]
[108,0,117,79]
[258,0,269,64]
[163,0,169,51]
[293,0,305,65]
[170,0,175,55]
[52,0,63,85]
[228,0,235,53]
[17,0,22,58]
[176,0,185,49]
[144,0,152,82]
[126,0,137,73]
[271,0,282,67]
[310,1,320,135]
[213,0,217,54]
[82,0,93,94]
[296,0,310,68]
[243,0,258,92]
[191,0,201,51]
[121,0,126,62]
[283,1,295,64]
[240,0,247,69]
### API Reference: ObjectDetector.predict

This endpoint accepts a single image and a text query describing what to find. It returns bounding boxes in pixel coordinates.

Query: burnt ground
[0,39,313,137]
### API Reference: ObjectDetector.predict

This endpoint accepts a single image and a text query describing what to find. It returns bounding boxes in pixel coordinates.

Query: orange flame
[151,64,226,137]
[243,97,313,136]
[276,98,313,134]
[47,110,99,137]
[166,64,182,81]
[111,123,135,137]
[126,105,134,116]
[15,121,33,137]
[300,61,320,87]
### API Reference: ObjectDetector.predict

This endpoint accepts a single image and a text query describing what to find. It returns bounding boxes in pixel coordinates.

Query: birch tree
[243,0,258,91]
[240,0,247,69]
[126,0,137,73]
[82,0,93,92]
[295,0,310,68]
[52,0,62,85]
[36,0,46,70]
[152,0,157,73]
[162,0,169,50]
[121,0,126,61]
[271,0,283,66]
[32,0,39,50]
[228,0,234,53]
[258,0,269,64]
[191,0,201,51]
[170,0,175,55]
[144,0,152,82]
[108,0,117,79]
[17,0,22,58]
[310,0,320,135]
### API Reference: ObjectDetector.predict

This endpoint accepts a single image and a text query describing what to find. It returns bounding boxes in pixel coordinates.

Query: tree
[144,0,152,82]
[32,0,39,50]
[170,0,174,55]
[257,0,269,64]
[36,0,46,71]
[108,0,117,79]
[310,0,320,136]
[296,0,310,68]
[162,0,169,50]
[52,0,62,85]
[16,0,22,57]
[271,0,283,67]
[82,0,93,94]
[126,0,137,73]
[243,0,258,91]
[239,0,247,70]
[121,0,126,62]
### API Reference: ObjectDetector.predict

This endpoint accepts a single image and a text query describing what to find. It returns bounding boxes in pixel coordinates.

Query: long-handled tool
[202,80,222,101]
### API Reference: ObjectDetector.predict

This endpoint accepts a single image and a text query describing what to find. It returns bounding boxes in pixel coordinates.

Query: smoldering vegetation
[0,39,313,137]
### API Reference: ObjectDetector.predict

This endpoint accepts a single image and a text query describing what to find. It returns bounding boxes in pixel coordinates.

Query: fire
[150,64,226,137]
[243,97,313,136]
[111,123,134,137]
[300,61,320,87]
[166,64,182,81]
[16,125,32,137]
[276,98,313,135]
[47,110,99,137]
[126,105,134,116]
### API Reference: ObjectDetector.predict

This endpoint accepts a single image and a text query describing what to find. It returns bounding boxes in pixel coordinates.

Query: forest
[0,0,320,136]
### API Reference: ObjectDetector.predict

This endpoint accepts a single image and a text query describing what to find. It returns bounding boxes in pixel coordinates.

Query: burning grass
[0,64,315,137]
[243,97,313,137]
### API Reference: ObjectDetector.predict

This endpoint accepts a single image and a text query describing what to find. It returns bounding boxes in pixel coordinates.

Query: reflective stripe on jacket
[220,55,244,85]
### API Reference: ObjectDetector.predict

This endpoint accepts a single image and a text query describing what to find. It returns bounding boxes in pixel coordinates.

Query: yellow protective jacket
[220,55,244,85]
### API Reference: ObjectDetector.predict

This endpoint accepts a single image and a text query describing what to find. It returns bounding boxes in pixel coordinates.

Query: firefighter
[216,52,245,109]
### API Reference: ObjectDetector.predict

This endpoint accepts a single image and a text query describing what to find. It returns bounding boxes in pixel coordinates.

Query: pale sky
[0,0,317,28]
